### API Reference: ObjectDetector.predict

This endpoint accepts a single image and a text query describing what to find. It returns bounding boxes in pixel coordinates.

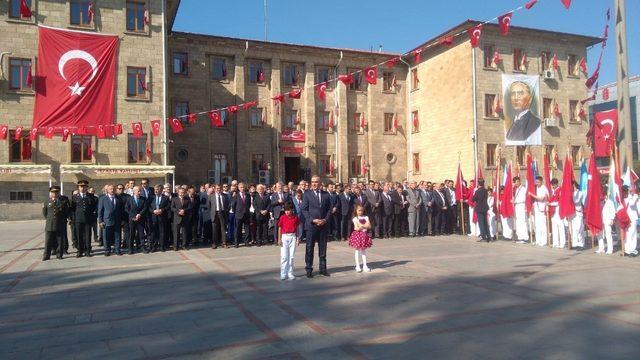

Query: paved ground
[1,221,640,359]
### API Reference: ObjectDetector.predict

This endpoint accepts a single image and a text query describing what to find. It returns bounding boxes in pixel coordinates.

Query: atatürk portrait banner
[502,74,541,146]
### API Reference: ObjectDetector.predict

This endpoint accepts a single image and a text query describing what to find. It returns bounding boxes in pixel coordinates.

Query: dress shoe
[42,256,50,261]
[105,251,111,257]
[76,253,83,258]
[306,272,314,278]
[56,255,63,260]
[319,271,330,277]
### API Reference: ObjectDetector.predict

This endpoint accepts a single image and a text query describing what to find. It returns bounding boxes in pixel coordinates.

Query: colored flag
[609,150,630,230]
[525,0,538,10]
[20,0,32,17]
[316,83,327,101]
[525,154,535,214]
[593,109,617,157]
[559,155,575,219]
[561,0,571,9]
[26,65,33,87]
[113,123,122,136]
[45,126,55,139]
[209,111,222,127]
[143,8,150,25]
[338,74,354,85]
[584,154,603,234]
[500,163,515,218]
[29,127,38,141]
[288,89,302,99]
[169,118,183,133]
[413,49,422,64]
[22,140,31,159]
[386,57,398,68]
[579,57,587,74]
[393,113,398,131]
[131,122,143,138]
[498,12,512,36]
[359,113,367,130]
[543,152,551,192]
[364,66,377,85]
[492,51,501,65]
[228,105,239,114]
[243,101,257,110]
[14,126,23,140]
[455,164,465,202]
[438,36,454,46]
[467,24,482,48]
[87,2,94,23]
[62,128,71,142]
[0,125,7,140]
[150,119,161,137]
[551,53,559,70]
[328,111,335,129]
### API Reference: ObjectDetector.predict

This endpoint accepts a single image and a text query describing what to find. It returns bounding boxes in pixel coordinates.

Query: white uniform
[624,194,639,255]
[468,188,479,237]
[549,187,566,249]
[513,185,529,241]
[570,190,585,248]
[533,185,549,247]
[487,195,497,238]
[598,199,615,254]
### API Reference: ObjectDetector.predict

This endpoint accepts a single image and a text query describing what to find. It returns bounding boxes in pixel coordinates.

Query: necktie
[218,194,222,211]
[317,191,321,203]
[346,194,349,202]
[111,196,115,206]
[156,197,160,208]
[279,192,283,201]
[135,197,139,206]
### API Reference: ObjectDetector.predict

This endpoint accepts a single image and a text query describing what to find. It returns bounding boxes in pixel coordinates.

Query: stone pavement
[1,220,640,360]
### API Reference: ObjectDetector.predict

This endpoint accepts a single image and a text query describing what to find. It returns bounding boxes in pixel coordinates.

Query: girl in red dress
[349,205,373,272]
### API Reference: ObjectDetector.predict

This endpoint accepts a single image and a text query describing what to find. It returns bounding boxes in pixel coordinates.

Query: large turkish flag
[593,109,617,157]
[32,26,119,134]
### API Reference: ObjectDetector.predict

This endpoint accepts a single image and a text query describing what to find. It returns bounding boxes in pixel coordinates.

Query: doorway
[284,157,300,183]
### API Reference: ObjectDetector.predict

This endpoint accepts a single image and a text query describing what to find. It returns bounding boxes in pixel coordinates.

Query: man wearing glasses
[301,175,332,278]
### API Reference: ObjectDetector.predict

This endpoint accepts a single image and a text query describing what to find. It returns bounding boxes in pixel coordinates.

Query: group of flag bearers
[460,148,639,257]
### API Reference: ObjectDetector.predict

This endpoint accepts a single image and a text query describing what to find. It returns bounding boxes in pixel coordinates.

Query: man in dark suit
[380,183,395,238]
[472,179,490,242]
[199,186,213,246]
[70,180,97,257]
[390,184,406,237]
[505,81,542,143]
[301,175,332,278]
[231,182,251,248]
[115,184,131,252]
[43,186,69,261]
[98,184,125,256]
[149,184,170,252]
[338,185,354,241]
[125,186,148,254]
[327,183,340,241]
[139,178,154,240]
[270,182,291,244]
[433,183,449,235]
[252,184,271,246]
[187,186,200,246]
[365,180,382,238]
[171,187,191,250]
[353,186,369,214]
[208,184,229,249]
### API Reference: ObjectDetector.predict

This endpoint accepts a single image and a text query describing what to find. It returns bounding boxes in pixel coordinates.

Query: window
[514,48,526,71]
[384,113,395,133]
[211,57,227,80]
[318,111,330,131]
[540,51,552,71]
[571,145,581,165]
[128,133,148,163]
[70,0,92,26]
[251,154,265,176]
[486,144,497,167]
[248,61,264,84]
[316,67,331,86]
[483,45,495,68]
[350,112,362,132]
[9,191,32,201]
[284,110,298,130]
[126,1,147,32]
[349,69,363,91]
[567,54,579,76]
[542,98,553,119]
[174,101,189,123]
[350,155,362,176]
[172,52,188,75]
[516,146,526,166]
[484,94,497,118]
[569,100,579,123]
[126,67,146,98]
[9,58,32,91]
[412,153,420,174]
[284,64,300,87]
[9,130,32,162]
[250,108,264,128]
[411,68,419,90]
[71,135,92,163]
[382,72,395,92]
[213,153,230,177]
[318,155,331,176]
[411,111,419,133]
[9,0,31,19]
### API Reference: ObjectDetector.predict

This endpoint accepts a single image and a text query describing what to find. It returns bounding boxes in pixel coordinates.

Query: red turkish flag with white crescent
[169,118,184,134]
[0,125,8,140]
[150,120,161,137]
[593,109,617,157]
[14,126,23,140]
[498,13,512,36]
[132,122,144,138]
[467,24,482,48]
[32,26,119,135]
[29,128,39,141]
[364,66,377,85]
[316,83,327,101]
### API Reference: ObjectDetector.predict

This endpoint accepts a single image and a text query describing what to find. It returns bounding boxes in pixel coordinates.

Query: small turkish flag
[187,113,197,124]
[132,122,144,138]
[552,53,559,70]
[393,114,398,131]
[144,9,150,25]
[169,118,183,133]
[329,159,335,176]
[364,66,377,85]
[257,69,265,82]
[14,126,23,140]
[316,83,327,101]
[26,66,33,87]
[360,157,367,176]
[243,101,257,110]
[498,13,512,36]
[87,144,93,158]
[19,0,32,17]
[578,105,586,118]
[412,112,419,130]
[62,128,71,142]
[492,51,501,65]
[328,111,335,129]
[439,36,454,46]
[359,113,367,130]
[96,125,105,138]
[76,126,88,135]
[494,97,502,114]
[29,128,38,141]
[520,51,528,70]
[579,57,587,74]
[467,24,482,48]
[113,124,123,135]
[145,141,151,161]
[22,141,31,159]
[45,126,55,139]
[561,0,571,9]
[272,94,285,104]
[413,49,422,64]
[288,89,302,99]
[209,111,223,127]
[88,2,94,23]
[553,101,561,116]
[386,57,398,69]
[150,119,161,136]
[0,125,8,140]
[228,105,239,114]
[525,0,538,9]
[338,74,354,85]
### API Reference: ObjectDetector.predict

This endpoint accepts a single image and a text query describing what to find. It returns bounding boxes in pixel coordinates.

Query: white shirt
[514,185,526,205]
[573,190,584,212]
[534,186,549,212]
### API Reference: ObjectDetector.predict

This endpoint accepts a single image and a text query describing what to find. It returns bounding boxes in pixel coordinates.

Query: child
[278,203,300,280]
[349,205,373,272]
[487,187,497,241]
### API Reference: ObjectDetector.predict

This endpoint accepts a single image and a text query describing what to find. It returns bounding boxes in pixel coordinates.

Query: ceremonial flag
[22,140,31,159]
[413,49,422,64]
[113,123,123,136]
[288,89,302,99]
[359,113,367,130]
[0,125,7,140]
[553,100,561,117]
[551,53,559,70]
[243,101,257,110]
[329,159,335,176]
[257,68,265,83]
[209,111,222,127]
[26,66,33,87]
[438,36,454,46]
[338,74,354,85]
[361,157,367,176]
[498,12,512,36]
[62,128,71,142]
[386,57,398,68]
[228,105,239,114]
[584,154,603,234]
[579,57,587,74]
[131,122,143,138]
[29,127,38,141]
[150,119,161,137]
[14,126,23,140]
[87,2,94,23]
[20,0,32,18]
[543,152,551,192]
[45,126,55,139]
[143,8,150,25]
[412,111,419,130]
[169,117,183,133]
[364,66,377,85]
[492,51,502,66]
[609,150,631,230]
[467,24,482,48]
[87,144,92,159]
[455,164,465,202]
[559,155,575,219]
[525,154,535,213]
[316,83,327,101]
[500,163,515,218]
[525,0,538,10]
[593,109,617,157]
[145,140,151,161]
[561,0,571,9]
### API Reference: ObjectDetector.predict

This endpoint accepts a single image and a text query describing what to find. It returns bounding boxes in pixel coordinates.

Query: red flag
[14,126,23,140]
[184,113,195,124]
[498,13,512,36]
[364,66,377,85]
[386,57,398,69]
[494,97,502,114]
[543,151,551,192]
[579,57,587,74]
[584,154,603,234]
[525,0,538,9]
[552,53,559,70]
[228,105,239,114]
[359,113,367,130]
[492,51,502,65]
[19,0,32,17]
[553,101,561,116]
[338,74,354,85]
[476,161,483,182]
[87,143,92,158]
[288,89,302,99]
[393,114,399,131]
[150,119,161,137]
[32,26,119,135]
[329,159,335,176]
[113,123,122,136]
[243,101,257,110]
[145,140,152,161]
[131,122,143,138]
[412,112,418,130]
[455,164,465,201]
[87,2,94,23]
[578,104,586,118]
[29,127,38,141]
[272,94,285,103]
[95,125,105,138]
[209,111,223,127]
[316,83,327,101]
[593,109,617,157]
[76,126,88,135]
[0,125,8,140]
[328,111,335,129]
[22,140,31,159]
[26,65,33,87]
[525,154,535,214]
[45,126,55,139]
[500,164,515,218]
[413,49,422,64]
[360,157,367,176]
[438,36,454,46]
[467,24,482,48]
[602,87,610,101]
[169,117,183,134]
[520,51,528,69]
[143,8,150,25]
[561,0,571,9]
[62,128,71,142]
[559,155,575,219]
[257,69,265,82]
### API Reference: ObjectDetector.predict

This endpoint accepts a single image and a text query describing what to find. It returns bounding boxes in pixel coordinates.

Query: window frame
[9,130,33,163]
[382,71,395,92]
[8,57,32,91]
[567,54,579,77]
[283,63,301,87]
[126,66,147,98]
[348,69,363,91]
[412,152,420,174]
[516,146,527,166]
[383,113,395,134]
[284,109,298,131]
[569,100,580,123]
[542,98,553,119]
[410,68,419,91]
[8,0,33,20]
[173,101,190,124]
[70,135,93,164]
[318,155,332,177]
[486,143,497,168]
[316,67,332,90]
[484,93,498,119]
[251,154,265,176]
[127,133,148,164]
[69,0,93,27]
[317,111,331,132]
[411,110,420,133]
[513,48,526,72]
[125,0,147,33]
[210,57,228,81]
[350,112,363,133]
[249,108,264,129]
[213,153,230,177]
[483,44,496,69]
[540,51,552,71]
[350,155,362,177]
[172,52,189,76]
[9,191,33,201]
[248,60,265,84]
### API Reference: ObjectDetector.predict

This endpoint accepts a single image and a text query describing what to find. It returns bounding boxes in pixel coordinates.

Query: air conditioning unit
[544,118,558,127]
[259,170,270,185]
[349,178,359,184]
[543,69,555,81]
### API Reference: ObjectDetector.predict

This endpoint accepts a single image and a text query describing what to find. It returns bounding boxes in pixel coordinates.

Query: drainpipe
[399,57,411,182]
[161,0,168,178]
[334,51,343,183]
[471,46,478,178]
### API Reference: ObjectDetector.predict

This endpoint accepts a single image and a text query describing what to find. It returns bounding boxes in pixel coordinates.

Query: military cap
[49,186,61,193]
[77,180,89,186]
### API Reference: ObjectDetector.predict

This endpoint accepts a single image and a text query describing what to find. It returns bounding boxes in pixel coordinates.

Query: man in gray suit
[365,180,382,239]
[406,181,422,237]
[418,181,434,236]
[98,184,125,256]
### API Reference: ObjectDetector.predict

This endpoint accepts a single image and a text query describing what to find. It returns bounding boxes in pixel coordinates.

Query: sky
[173,0,638,85]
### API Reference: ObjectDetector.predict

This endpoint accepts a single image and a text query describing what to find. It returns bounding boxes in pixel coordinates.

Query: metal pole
[263,0,268,41]
[615,0,633,169]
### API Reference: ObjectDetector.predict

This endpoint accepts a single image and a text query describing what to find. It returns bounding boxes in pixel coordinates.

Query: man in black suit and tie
[125,186,148,254]
[187,186,200,246]
[338,185,354,241]
[380,183,395,238]
[390,184,406,237]
[252,184,271,247]
[270,182,291,245]
[353,186,369,215]
[98,184,125,256]
[70,180,97,257]
[171,187,191,250]
[208,184,229,249]
[472,179,490,242]
[301,175,332,278]
[231,182,251,248]
[327,183,340,241]
[433,183,449,235]
[365,180,382,238]
[149,185,170,252]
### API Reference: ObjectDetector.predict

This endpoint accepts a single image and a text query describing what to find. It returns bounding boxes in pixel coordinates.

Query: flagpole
[496,147,501,240]
[458,151,466,236]
[615,144,626,257]
[565,150,573,250]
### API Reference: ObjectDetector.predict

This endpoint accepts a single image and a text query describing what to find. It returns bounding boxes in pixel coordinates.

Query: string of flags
[2,0,591,144]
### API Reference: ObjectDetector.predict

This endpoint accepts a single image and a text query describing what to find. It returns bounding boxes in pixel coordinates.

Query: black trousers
[75,222,92,255]
[330,212,340,239]
[340,215,352,240]
[44,231,62,259]
[426,210,434,235]
[477,211,490,240]
[235,215,250,246]
[435,208,448,235]
[255,218,269,245]
[201,219,212,245]
[418,206,427,236]
[370,208,382,238]
[189,213,199,244]
[128,220,146,253]
[211,212,227,246]
[382,214,394,237]
[150,219,167,251]
[305,225,327,273]
[89,220,98,242]
[172,222,188,250]
[448,205,458,234]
